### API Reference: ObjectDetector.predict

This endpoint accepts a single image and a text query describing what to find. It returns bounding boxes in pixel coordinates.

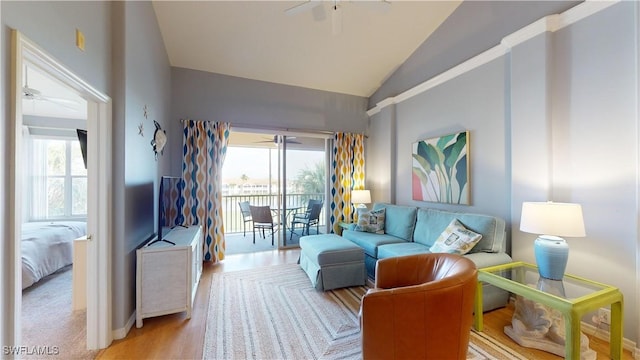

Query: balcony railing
[222,193,325,233]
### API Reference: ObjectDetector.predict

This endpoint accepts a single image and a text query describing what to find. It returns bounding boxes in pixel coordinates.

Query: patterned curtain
[179,119,230,262]
[330,132,365,233]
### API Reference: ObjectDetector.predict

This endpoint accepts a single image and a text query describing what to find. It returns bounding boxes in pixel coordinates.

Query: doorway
[8,31,112,350]
[222,130,329,255]
[19,60,95,357]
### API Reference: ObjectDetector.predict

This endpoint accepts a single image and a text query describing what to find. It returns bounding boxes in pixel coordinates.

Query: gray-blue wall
[370,1,580,106]
[169,67,369,175]
[1,1,367,342]
[367,1,639,342]
[1,0,113,346]
[1,0,171,336]
[4,0,638,349]
[111,1,172,332]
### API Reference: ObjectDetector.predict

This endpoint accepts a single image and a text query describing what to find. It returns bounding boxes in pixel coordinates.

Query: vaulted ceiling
[152,1,461,97]
[22,1,462,121]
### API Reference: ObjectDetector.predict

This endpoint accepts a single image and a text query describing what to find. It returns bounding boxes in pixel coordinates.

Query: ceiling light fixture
[285,0,390,36]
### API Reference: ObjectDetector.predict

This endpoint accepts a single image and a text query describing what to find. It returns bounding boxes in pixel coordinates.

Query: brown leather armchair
[360,253,478,359]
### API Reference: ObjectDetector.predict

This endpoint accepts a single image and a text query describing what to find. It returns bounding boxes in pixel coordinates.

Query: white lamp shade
[520,202,586,237]
[351,190,371,205]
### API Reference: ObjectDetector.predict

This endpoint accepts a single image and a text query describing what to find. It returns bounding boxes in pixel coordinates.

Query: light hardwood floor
[96,249,633,359]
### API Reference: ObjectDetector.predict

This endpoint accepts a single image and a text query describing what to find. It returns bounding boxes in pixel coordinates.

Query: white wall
[367,1,639,344]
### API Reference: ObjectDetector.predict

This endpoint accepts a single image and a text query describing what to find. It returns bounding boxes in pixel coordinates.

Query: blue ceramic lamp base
[534,235,569,280]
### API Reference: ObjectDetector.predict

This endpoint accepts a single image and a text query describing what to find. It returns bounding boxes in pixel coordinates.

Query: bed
[21,221,87,290]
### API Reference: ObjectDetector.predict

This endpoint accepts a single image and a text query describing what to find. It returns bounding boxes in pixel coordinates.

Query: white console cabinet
[136,225,203,328]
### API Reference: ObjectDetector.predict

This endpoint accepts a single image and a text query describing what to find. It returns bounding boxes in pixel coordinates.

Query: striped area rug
[203,263,526,360]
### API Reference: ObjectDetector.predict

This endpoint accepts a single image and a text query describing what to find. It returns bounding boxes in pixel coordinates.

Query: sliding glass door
[221,131,328,252]
[278,135,327,248]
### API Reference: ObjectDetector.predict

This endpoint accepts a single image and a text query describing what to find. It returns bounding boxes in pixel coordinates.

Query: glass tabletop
[480,262,615,301]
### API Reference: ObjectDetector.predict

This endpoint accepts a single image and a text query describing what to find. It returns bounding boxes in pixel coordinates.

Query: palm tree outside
[293,161,325,204]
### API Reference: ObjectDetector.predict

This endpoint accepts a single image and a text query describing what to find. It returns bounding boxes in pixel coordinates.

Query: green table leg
[610,300,623,360]
[474,281,483,331]
[564,311,581,360]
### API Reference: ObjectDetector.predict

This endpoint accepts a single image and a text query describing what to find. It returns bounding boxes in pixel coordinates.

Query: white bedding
[21,221,87,290]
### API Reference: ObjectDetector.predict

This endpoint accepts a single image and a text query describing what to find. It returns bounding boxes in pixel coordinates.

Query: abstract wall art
[412,131,469,205]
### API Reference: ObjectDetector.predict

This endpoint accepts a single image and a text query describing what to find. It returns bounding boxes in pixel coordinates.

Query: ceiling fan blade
[23,83,81,108]
[311,3,326,22]
[353,0,392,14]
[253,135,301,145]
[285,0,322,16]
[23,85,41,98]
[254,135,279,144]
[42,96,80,105]
[41,97,81,112]
[279,135,301,144]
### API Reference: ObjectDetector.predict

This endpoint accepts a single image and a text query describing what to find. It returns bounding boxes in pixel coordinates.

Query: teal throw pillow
[429,219,482,255]
[355,208,386,234]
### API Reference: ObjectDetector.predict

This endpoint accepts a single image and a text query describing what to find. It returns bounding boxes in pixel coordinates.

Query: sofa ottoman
[299,234,366,291]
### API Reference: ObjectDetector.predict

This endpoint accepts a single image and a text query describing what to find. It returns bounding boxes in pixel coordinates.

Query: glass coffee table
[474,262,623,360]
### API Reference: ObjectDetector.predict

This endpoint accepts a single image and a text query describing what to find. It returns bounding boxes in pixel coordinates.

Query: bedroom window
[30,138,87,220]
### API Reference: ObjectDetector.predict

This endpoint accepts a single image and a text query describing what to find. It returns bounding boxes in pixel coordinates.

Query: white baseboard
[112,311,136,340]
[580,322,639,359]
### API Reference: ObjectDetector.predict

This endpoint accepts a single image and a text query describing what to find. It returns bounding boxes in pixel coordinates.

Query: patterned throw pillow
[355,208,386,234]
[429,219,483,255]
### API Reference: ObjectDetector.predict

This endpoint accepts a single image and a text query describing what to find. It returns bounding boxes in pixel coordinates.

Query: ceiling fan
[285,0,391,35]
[22,65,81,112]
[255,135,301,145]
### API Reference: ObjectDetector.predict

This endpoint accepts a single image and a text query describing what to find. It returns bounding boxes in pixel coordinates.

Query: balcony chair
[289,200,323,240]
[238,201,252,236]
[360,253,477,359]
[249,205,279,245]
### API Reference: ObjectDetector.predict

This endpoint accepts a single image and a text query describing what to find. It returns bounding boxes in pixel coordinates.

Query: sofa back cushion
[413,208,506,253]
[372,203,417,241]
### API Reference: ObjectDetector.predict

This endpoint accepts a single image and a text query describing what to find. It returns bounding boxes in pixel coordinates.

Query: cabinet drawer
[140,250,188,313]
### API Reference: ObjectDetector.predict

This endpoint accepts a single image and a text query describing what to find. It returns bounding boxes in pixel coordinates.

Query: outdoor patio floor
[225,226,324,255]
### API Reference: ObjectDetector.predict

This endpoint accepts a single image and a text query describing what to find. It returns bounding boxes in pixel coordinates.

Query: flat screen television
[149,176,182,246]
[76,129,87,169]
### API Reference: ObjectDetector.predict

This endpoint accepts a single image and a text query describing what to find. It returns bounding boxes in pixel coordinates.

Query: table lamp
[351,190,371,210]
[520,201,586,280]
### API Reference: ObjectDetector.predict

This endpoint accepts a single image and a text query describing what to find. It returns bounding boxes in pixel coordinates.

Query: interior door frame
[8,30,113,350]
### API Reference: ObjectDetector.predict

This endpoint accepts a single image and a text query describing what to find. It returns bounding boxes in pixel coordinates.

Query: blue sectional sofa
[342,203,512,311]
